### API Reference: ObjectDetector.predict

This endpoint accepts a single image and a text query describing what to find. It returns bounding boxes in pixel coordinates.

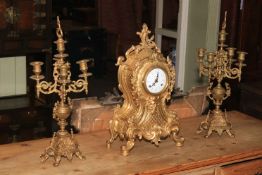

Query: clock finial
[136,23,155,46]
[136,24,151,44]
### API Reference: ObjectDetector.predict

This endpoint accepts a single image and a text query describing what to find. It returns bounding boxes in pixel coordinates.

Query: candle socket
[77,59,93,78]
[30,61,44,80]
[237,51,247,62]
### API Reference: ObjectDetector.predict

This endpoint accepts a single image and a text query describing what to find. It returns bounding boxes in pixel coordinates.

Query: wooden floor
[0,111,261,175]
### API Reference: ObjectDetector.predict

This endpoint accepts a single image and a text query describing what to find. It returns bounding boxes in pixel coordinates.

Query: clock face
[145,68,167,94]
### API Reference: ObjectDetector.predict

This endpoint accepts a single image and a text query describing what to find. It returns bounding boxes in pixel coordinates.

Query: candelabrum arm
[223,82,231,100]
[66,78,88,94]
[199,64,211,77]
[36,80,59,98]
[225,67,242,81]
[207,82,214,101]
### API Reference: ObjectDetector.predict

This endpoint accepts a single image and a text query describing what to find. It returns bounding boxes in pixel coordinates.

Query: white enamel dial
[145,68,167,94]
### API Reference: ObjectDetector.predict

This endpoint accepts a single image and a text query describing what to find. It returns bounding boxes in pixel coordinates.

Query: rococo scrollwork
[107,24,184,156]
[30,17,92,166]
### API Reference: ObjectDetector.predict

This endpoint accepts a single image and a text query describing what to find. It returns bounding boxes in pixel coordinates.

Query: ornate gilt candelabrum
[30,17,92,166]
[197,12,247,138]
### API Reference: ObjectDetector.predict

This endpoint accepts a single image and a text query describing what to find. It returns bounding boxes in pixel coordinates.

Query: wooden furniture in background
[70,87,208,134]
[240,82,262,119]
[0,0,53,145]
[220,0,262,113]
[0,0,53,100]
[0,0,51,56]
[0,97,52,144]
[0,111,261,174]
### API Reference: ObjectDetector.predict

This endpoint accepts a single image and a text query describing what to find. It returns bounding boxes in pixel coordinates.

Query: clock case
[107,24,184,156]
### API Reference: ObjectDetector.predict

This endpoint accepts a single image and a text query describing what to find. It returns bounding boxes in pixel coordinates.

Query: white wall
[0,56,27,97]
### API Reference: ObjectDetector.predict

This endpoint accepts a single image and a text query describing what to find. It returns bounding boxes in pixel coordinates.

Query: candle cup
[207,52,214,63]
[227,47,236,57]
[30,61,44,77]
[237,51,247,62]
[77,59,90,74]
[60,64,68,80]
[197,48,206,57]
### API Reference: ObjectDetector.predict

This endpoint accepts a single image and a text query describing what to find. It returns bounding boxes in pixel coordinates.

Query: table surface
[0,111,261,175]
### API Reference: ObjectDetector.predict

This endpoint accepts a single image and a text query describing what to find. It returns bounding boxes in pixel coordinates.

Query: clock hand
[149,72,159,88]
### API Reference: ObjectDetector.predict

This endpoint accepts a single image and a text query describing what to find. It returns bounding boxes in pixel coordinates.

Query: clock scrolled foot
[121,139,135,156]
[106,141,112,149]
[169,124,184,147]
[107,136,117,149]
[106,131,118,149]
[171,133,185,147]
[107,119,121,149]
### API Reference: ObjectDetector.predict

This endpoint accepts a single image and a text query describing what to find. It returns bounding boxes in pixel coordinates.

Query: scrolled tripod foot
[75,150,86,160]
[225,129,235,138]
[106,141,112,149]
[205,128,213,138]
[197,120,209,134]
[121,139,135,156]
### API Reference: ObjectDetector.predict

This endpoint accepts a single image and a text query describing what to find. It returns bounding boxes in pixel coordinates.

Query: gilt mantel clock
[107,24,184,156]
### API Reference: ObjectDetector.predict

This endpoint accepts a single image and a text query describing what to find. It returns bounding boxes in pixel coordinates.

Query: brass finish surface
[107,24,184,156]
[196,12,247,138]
[30,17,91,166]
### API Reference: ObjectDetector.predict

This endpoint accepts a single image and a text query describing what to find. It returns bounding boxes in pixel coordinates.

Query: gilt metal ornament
[107,24,184,156]
[196,12,247,138]
[30,17,92,166]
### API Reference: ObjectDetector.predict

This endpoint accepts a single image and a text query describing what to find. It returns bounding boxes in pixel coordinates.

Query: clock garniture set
[30,12,246,166]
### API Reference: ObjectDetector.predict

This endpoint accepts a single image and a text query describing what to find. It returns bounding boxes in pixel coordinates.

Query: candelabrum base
[40,130,85,166]
[197,109,234,138]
